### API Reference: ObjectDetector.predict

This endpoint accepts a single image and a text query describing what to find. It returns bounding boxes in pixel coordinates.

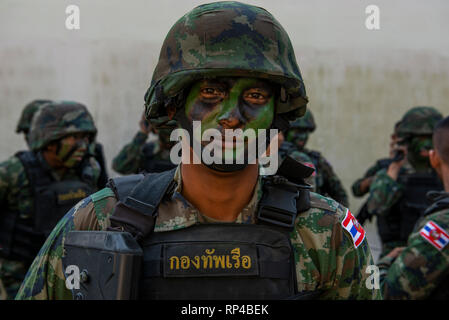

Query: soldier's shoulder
[72,187,118,231]
[0,154,25,171]
[297,192,347,229]
[0,154,27,184]
[417,208,449,235]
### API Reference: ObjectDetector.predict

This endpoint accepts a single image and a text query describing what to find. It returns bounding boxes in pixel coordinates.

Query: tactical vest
[141,142,177,173]
[0,151,95,263]
[377,171,443,244]
[63,157,322,300]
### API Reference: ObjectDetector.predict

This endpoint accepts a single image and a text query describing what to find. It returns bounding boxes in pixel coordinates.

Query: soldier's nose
[218,108,244,130]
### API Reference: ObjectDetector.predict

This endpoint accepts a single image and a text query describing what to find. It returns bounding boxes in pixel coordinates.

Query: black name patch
[163,242,259,277]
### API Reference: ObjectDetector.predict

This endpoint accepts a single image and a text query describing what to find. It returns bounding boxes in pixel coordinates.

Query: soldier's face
[185,77,275,134]
[55,133,90,168]
[183,77,275,161]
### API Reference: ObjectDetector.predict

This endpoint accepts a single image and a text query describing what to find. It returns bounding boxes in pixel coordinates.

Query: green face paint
[407,136,433,171]
[56,137,88,168]
[184,77,275,163]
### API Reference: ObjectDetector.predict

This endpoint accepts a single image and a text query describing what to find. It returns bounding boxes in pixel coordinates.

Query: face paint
[407,136,433,171]
[181,77,275,171]
[286,129,309,150]
[56,135,88,168]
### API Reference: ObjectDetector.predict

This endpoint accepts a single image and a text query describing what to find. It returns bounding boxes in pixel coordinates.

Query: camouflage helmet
[28,101,97,151]
[16,99,52,133]
[144,1,308,128]
[289,109,316,132]
[396,106,443,138]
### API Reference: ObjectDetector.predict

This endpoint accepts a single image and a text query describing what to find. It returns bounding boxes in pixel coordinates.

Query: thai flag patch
[419,221,449,251]
[341,209,366,248]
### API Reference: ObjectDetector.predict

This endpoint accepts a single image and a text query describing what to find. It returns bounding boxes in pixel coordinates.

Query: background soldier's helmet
[16,99,52,134]
[28,101,97,151]
[396,106,443,139]
[144,1,308,128]
[289,109,316,132]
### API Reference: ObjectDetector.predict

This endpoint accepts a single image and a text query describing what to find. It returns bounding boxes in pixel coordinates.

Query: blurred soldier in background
[378,115,449,299]
[283,109,349,206]
[352,121,402,198]
[366,106,444,258]
[112,112,176,174]
[0,101,102,299]
[17,99,108,188]
[16,100,52,147]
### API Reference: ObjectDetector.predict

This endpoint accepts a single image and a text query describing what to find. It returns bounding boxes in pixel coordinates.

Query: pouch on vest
[62,231,142,300]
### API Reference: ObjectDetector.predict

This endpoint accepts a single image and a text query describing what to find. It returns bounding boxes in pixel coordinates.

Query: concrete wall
[1,0,449,260]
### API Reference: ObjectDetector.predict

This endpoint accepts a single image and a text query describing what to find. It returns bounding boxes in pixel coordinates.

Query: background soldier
[352,121,402,198]
[16,99,109,188]
[112,112,176,174]
[284,109,349,206]
[16,100,52,146]
[366,106,444,258]
[378,115,449,299]
[17,1,379,300]
[0,101,102,299]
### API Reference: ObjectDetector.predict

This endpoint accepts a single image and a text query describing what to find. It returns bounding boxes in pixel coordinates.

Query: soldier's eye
[243,88,270,105]
[200,87,225,101]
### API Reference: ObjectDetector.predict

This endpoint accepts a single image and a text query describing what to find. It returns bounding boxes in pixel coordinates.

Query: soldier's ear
[429,149,441,173]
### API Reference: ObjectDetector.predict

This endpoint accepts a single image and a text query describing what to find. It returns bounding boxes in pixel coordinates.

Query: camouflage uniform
[351,158,390,197]
[378,192,449,299]
[366,107,444,258]
[0,101,101,299]
[112,128,175,175]
[285,110,349,207]
[17,2,379,300]
[17,166,379,300]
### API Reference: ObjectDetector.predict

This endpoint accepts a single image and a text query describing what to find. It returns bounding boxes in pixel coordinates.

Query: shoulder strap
[107,168,177,240]
[424,191,449,216]
[257,156,311,230]
[15,150,52,189]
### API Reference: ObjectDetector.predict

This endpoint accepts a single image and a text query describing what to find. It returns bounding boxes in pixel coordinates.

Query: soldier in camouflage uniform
[0,101,102,299]
[351,121,402,198]
[378,115,449,299]
[284,110,349,207]
[16,2,379,300]
[366,106,444,258]
[112,112,176,174]
[16,100,53,146]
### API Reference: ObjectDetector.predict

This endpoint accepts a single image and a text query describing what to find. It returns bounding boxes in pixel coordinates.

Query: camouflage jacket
[112,132,171,175]
[378,203,449,299]
[16,166,380,300]
[302,148,349,207]
[0,152,101,299]
[351,158,391,197]
[365,163,414,217]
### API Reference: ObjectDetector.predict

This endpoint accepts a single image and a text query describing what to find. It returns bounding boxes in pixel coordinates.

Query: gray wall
[2,0,449,260]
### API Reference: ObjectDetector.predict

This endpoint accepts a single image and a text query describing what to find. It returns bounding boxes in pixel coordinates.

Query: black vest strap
[15,151,52,190]
[108,168,177,240]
